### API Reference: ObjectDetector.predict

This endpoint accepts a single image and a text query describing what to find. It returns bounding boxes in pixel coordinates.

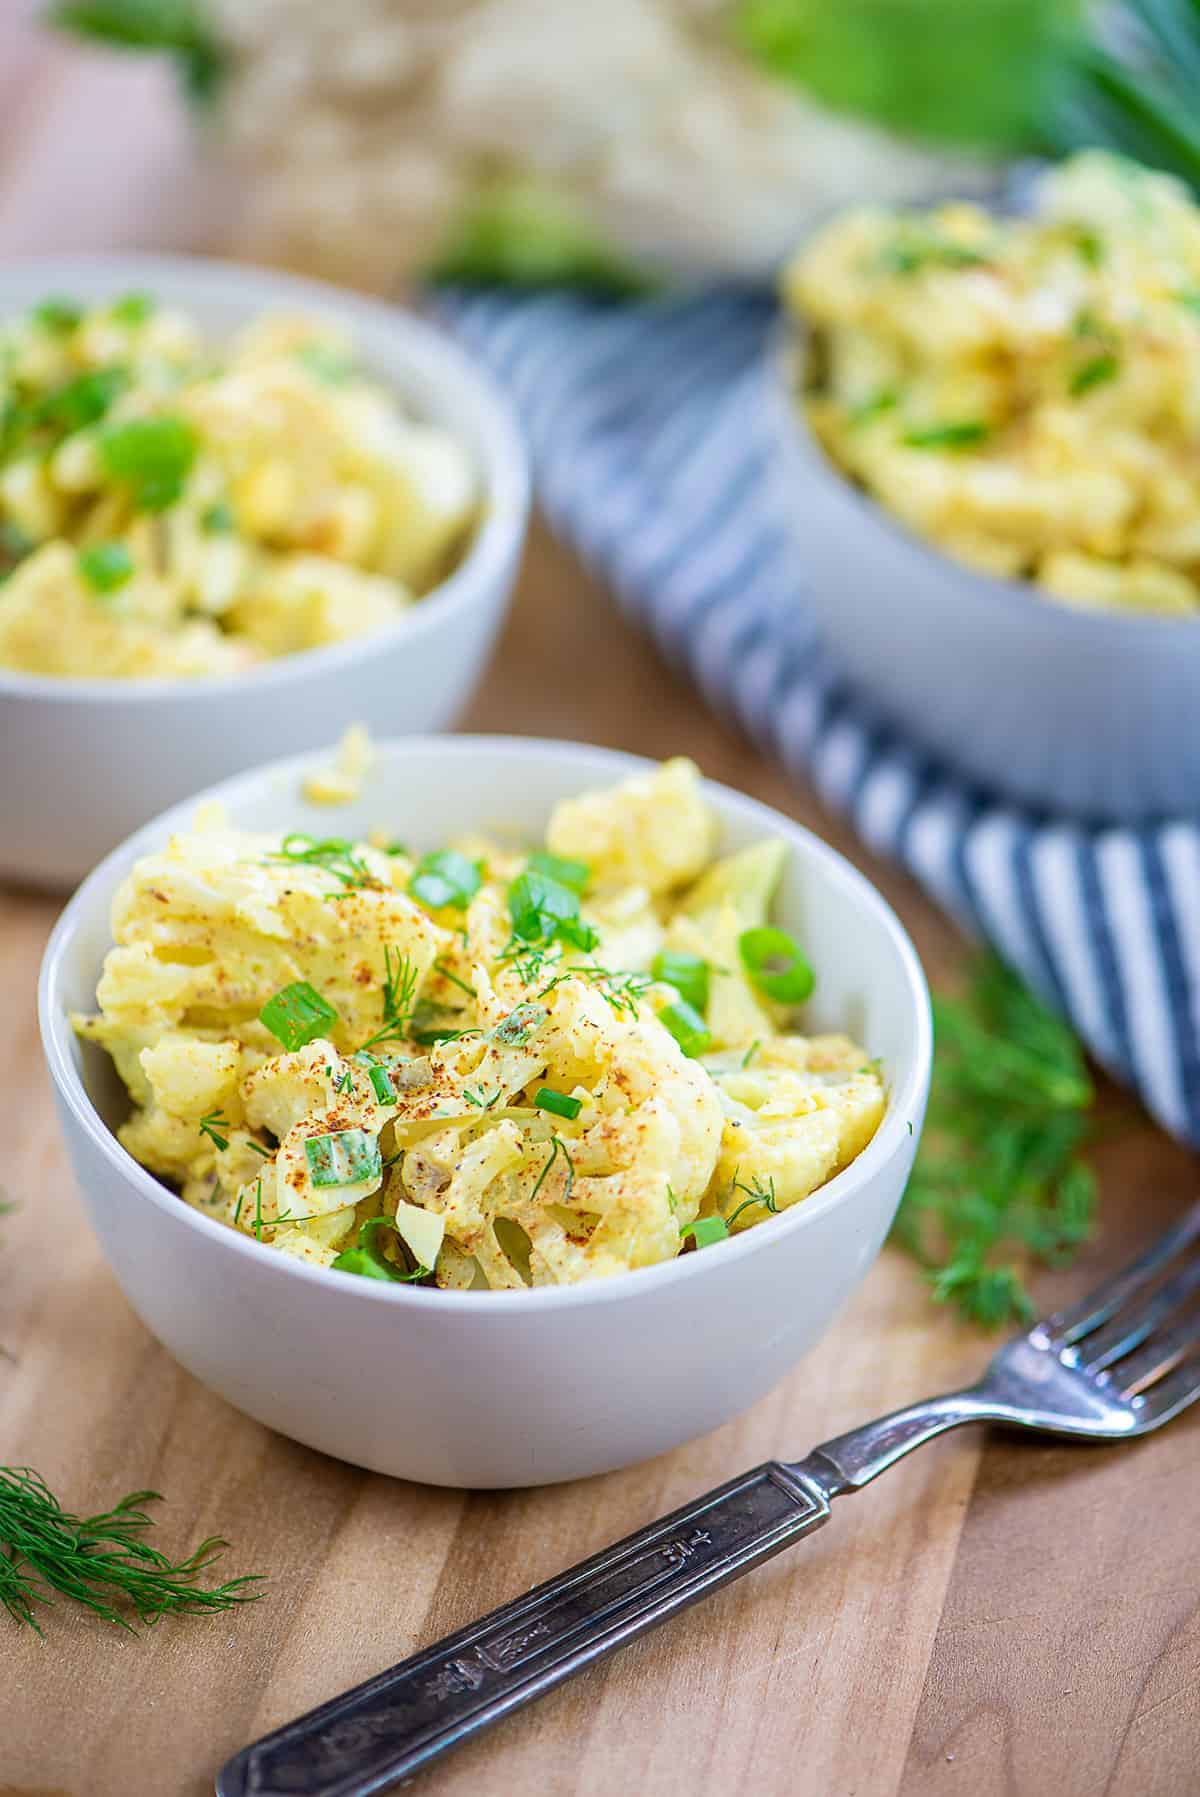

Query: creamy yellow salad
[76,759,885,1291]
[0,294,477,678]
[785,152,1200,616]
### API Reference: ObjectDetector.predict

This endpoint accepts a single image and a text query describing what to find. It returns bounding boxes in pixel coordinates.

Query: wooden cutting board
[2,14,1198,1795]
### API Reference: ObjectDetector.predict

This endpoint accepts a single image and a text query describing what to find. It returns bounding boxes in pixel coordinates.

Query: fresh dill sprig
[0,1466,262,1635]
[359,947,420,1052]
[197,1109,230,1153]
[726,1172,779,1229]
[267,833,377,892]
[531,1135,576,1202]
[536,963,654,1018]
[433,959,476,999]
[463,1086,503,1110]
[892,952,1097,1328]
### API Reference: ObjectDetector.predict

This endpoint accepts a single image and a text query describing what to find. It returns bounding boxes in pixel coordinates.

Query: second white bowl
[40,736,931,1488]
[764,331,1200,821]
[0,255,530,888]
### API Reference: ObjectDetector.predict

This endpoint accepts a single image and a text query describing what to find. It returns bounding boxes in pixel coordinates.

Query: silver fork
[216,1206,1200,1797]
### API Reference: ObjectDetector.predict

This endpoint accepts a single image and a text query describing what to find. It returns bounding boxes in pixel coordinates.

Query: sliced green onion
[901,421,989,451]
[353,1054,395,1104]
[508,869,598,952]
[331,1218,424,1283]
[738,927,815,1004]
[304,1128,381,1189]
[32,297,82,336]
[659,998,711,1059]
[527,849,590,892]
[534,1087,582,1120]
[384,839,408,856]
[108,291,155,326]
[680,1216,728,1249]
[201,499,235,534]
[99,415,198,511]
[651,950,709,1014]
[1070,354,1119,396]
[77,542,133,594]
[491,1002,548,1047]
[259,980,339,1051]
[34,366,129,438]
[409,849,482,911]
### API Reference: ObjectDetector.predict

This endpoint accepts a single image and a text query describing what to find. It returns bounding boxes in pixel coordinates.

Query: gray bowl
[763,329,1200,821]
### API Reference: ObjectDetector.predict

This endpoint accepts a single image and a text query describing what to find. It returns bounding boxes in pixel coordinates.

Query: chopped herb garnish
[358,947,420,1052]
[849,389,898,428]
[409,850,482,911]
[726,1173,780,1230]
[433,958,475,998]
[331,1216,429,1283]
[353,1053,396,1104]
[659,997,711,1059]
[464,1085,503,1110]
[78,541,134,595]
[233,1192,245,1229]
[201,499,235,533]
[0,1464,261,1635]
[259,980,339,1051]
[1070,353,1119,396]
[108,291,155,325]
[680,1216,728,1250]
[534,1087,582,1120]
[1071,226,1104,267]
[98,414,198,511]
[651,950,709,1014]
[527,849,590,892]
[508,869,598,952]
[383,839,408,857]
[892,952,1096,1329]
[247,1141,273,1159]
[304,1128,382,1190]
[197,1109,230,1153]
[269,832,375,890]
[902,421,990,450]
[741,1039,761,1069]
[32,297,82,335]
[738,926,815,1004]
[335,1067,354,1097]
[531,1135,575,1202]
[878,237,987,275]
[33,365,129,440]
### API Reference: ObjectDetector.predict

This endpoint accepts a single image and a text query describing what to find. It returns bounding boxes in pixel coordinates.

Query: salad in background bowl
[767,152,1200,819]
[0,255,529,889]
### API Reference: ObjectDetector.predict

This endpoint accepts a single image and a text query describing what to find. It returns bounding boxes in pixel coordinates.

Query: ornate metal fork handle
[214,1392,999,1797]
[217,1204,1200,1797]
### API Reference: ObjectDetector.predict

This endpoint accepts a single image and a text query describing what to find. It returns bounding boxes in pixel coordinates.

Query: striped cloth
[434,286,1200,1148]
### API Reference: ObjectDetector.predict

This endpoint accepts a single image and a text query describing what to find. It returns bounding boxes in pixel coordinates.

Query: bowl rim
[0,251,531,703]
[39,734,933,1315]
[767,319,1200,639]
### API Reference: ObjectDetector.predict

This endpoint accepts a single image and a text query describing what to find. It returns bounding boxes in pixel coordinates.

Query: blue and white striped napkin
[435,287,1200,1149]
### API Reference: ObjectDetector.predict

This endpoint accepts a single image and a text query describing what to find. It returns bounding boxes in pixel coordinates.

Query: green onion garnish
[409,850,482,911]
[527,850,590,892]
[99,415,198,512]
[77,542,133,595]
[34,366,129,438]
[659,998,711,1059]
[651,950,709,1014]
[1070,354,1119,396]
[738,927,815,1004]
[680,1216,728,1249]
[201,500,235,534]
[304,1128,381,1189]
[108,292,155,326]
[901,421,990,451]
[508,869,598,952]
[331,1217,428,1283]
[32,297,82,336]
[353,1054,395,1104]
[259,980,339,1051]
[534,1087,582,1120]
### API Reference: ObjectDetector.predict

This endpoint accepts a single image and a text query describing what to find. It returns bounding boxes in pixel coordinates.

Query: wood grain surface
[2,14,1198,1796]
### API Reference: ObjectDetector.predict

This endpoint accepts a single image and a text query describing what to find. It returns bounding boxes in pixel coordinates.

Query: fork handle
[215,1461,832,1797]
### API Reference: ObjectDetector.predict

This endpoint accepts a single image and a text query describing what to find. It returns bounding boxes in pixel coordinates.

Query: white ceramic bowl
[0,255,530,889]
[765,330,1200,821]
[39,736,931,1489]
